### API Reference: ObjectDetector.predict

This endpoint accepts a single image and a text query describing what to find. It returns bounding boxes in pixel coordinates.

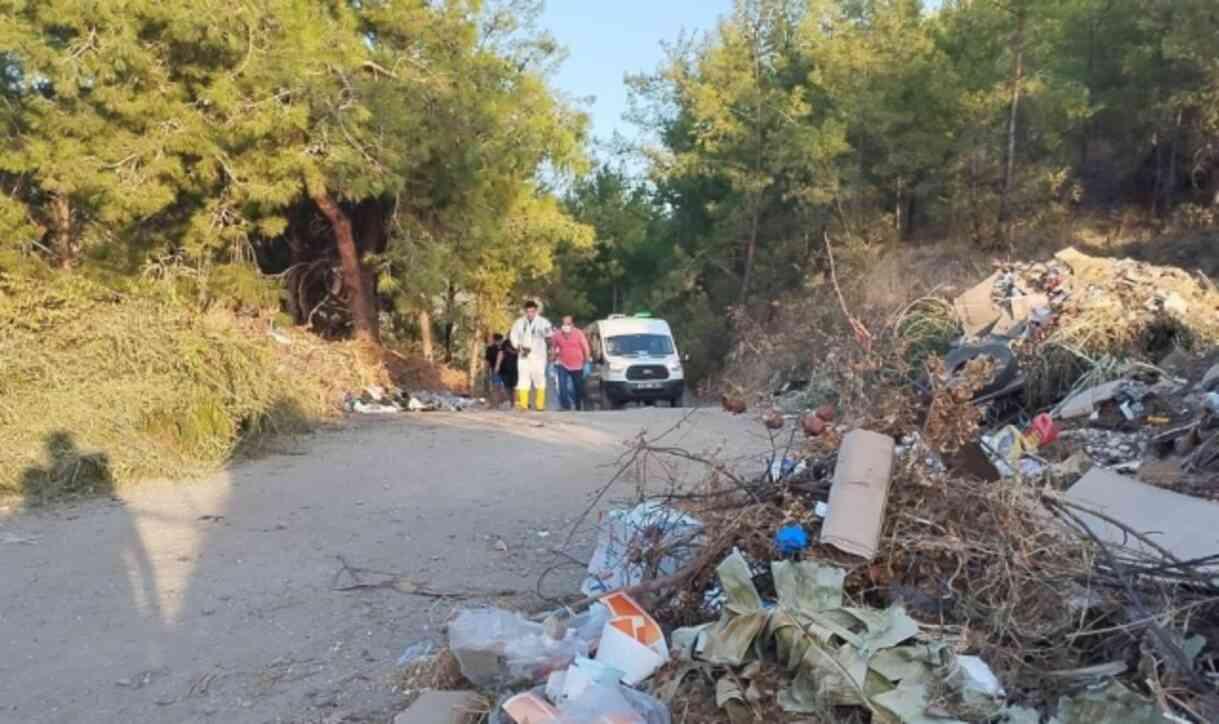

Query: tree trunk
[443,280,457,363]
[467,320,483,394]
[895,178,904,237]
[997,2,1026,246]
[419,309,434,361]
[310,188,379,344]
[905,193,917,241]
[738,201,760,307]
[1160,109,1183,216]
[49,193,74,268]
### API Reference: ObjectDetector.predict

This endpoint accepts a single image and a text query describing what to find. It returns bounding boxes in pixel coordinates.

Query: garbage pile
[393,247,1219,723]
[344,385,484,414]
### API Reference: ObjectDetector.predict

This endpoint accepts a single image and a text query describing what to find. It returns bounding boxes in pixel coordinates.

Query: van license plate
[634,382,663,390]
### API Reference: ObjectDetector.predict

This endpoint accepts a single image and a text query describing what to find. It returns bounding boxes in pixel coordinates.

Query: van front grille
[626,365,669,381]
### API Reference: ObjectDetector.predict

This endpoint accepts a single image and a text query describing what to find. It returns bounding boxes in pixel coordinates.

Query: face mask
[562,325,573,333]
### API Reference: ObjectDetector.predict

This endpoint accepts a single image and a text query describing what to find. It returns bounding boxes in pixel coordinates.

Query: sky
[539,1,733,150]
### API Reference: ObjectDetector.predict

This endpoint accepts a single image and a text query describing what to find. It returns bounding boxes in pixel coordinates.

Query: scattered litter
[394,689,483,724]
[345,386,483,414]
[767,456,806,483]
[581,503,703,597]
[594,592,668,686]
[821,429,894,559]
[352,400,400,415]
[448,607,602,688]
[772,523,809,557]
[398,640,436,667]
[1057,380,1125,420]
[1056,680,1174,724]
[495,683,669,724]
[953,655,1005,715]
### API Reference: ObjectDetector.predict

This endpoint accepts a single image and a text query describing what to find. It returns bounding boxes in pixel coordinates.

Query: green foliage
[568,0,1219,386]
[0,0,589,356]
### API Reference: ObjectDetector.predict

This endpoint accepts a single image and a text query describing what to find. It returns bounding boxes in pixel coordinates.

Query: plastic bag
[490,684,670,724]
[559,684,670,724]
[449,608,595,688]
[581,503,704,597]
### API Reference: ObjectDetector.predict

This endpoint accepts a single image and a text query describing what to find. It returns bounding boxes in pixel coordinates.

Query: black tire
[941,343,1018,399]
[670,396,683,408]
[603,383,626,410]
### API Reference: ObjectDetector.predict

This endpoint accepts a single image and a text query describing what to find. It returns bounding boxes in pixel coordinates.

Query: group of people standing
[484,301,592,411]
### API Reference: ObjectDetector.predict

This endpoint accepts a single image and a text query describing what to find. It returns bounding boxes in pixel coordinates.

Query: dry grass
[0,266,460,503]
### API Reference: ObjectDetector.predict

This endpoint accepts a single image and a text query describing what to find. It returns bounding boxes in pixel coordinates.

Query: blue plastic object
[774,523,810,557]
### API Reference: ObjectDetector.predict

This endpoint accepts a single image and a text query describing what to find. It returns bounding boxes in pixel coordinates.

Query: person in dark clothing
[494,337,519,409]
[485,334,506,405]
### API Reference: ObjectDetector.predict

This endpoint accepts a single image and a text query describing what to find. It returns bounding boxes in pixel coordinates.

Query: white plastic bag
[581,503,704,597]
[491,684,670,724]
[558,684,670,724]
[449,608,594,688]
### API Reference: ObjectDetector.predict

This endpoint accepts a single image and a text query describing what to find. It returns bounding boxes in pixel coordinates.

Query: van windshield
[606,334,674,357]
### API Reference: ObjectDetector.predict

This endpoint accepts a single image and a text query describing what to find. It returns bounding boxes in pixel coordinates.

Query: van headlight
[609,361,627,373]
[668,361,683,373]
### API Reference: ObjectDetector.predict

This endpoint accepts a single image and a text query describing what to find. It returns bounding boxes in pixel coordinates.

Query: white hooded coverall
[509,314,553,397]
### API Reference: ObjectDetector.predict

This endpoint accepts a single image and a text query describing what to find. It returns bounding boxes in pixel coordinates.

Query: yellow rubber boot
[515,389,529,410]
[534,388,546,411]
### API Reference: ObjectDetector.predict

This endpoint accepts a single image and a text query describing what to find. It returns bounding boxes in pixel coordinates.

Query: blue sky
[540,1,733,149]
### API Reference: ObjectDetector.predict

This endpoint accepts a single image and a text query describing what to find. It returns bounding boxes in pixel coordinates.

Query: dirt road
[0,408,767,724]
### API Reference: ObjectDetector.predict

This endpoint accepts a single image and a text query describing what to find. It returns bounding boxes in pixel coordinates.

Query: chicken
[814,404,836,422]
[801,413,827,437]
[763,410,785,430]
[721,394,748,415]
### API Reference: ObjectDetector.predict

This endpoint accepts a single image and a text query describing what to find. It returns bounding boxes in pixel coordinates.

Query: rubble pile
[393,248,1219,723]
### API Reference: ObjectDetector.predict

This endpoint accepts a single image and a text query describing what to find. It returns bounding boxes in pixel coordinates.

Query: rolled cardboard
[821,429,896,560]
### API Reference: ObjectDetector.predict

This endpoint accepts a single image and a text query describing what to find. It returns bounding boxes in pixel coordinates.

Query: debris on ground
[345,385,484,414]
[1064,468,1219,568]
[482,593,673,723]
[395,247,1219,723]
[393,689,485,724]
[819,429,894,560]
[581,503,704,598]
[447,606,608,689]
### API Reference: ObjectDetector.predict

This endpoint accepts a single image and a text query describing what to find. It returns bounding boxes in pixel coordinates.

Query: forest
[2,0,1218,385]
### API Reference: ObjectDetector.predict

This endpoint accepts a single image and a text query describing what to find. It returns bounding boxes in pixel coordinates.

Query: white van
[584,314,685,409]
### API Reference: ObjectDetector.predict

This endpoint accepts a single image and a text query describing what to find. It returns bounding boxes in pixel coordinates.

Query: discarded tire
[942,342,1019,400]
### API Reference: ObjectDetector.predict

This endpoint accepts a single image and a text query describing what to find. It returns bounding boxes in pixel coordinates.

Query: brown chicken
[801,413,827,437]
[814,404,836,422]
[721,394,747,415]
[763,410,785,430]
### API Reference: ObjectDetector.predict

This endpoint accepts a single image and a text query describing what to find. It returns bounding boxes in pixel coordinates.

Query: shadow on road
[20,430,118,505]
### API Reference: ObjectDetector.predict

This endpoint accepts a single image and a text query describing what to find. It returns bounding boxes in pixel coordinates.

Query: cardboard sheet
[1064,468,1219,568]
[1055,380,1124,420]
[953,272,1004,337]
[820,429,896,560]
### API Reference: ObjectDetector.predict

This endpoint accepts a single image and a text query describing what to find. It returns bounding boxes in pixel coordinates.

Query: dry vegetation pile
[0,266,458,501]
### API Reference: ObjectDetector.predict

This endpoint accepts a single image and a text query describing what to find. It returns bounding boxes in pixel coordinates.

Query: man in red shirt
[551,315,591,411]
